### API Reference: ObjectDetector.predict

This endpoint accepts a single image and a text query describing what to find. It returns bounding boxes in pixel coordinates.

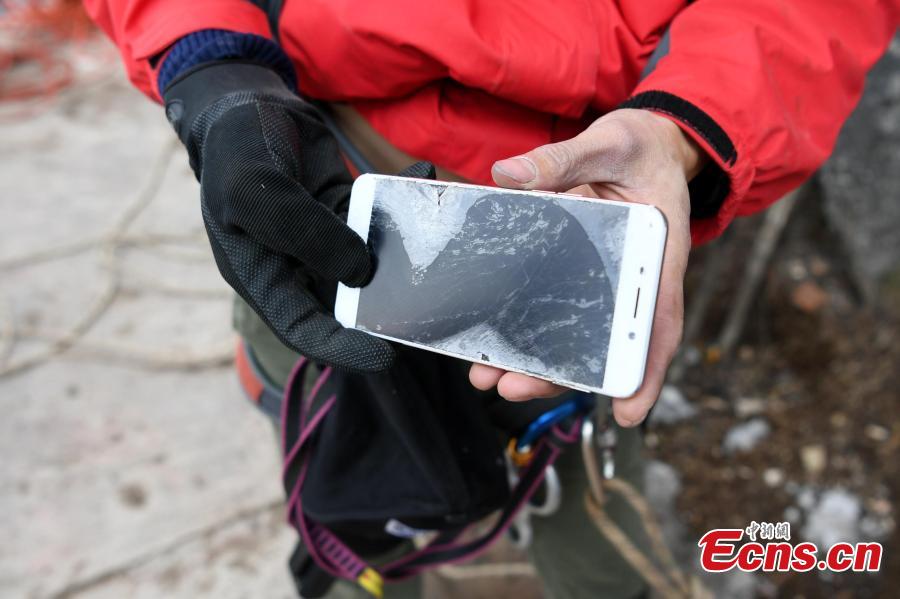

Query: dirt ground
[652,190,900,598]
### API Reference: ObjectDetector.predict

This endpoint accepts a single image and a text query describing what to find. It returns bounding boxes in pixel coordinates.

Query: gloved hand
[162,61,393,372]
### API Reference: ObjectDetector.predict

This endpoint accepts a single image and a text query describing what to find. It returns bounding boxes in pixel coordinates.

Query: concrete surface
[0,60,296,598]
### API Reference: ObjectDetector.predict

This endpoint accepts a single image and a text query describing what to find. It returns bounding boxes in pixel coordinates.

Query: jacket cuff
[157,29,297,94]
[619,90,742,245]
[120,0,274,101]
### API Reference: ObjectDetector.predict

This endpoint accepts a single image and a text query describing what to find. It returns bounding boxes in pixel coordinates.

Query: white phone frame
[335,173,667,397]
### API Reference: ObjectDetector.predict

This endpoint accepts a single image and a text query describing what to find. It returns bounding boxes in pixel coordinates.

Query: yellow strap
[357,567,384,598]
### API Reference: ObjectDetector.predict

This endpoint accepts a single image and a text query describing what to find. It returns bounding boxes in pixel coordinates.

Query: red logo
[698,524,881,573]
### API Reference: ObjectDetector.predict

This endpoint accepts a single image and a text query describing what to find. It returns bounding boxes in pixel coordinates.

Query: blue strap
[516,392,595,450]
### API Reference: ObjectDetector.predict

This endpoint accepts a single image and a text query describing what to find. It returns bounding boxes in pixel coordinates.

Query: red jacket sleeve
[623,0,900,244]
[82,0,274,100]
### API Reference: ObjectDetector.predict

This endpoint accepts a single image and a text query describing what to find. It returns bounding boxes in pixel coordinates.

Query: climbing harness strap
[274,356,588,596]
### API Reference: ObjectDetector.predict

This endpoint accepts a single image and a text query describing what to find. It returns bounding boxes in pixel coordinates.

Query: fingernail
[492,157,536,184]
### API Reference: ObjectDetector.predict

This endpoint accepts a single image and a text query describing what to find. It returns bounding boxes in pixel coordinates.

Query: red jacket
[84,0,898,244]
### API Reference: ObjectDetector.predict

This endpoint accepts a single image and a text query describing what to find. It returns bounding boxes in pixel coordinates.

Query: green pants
[235,298,648,599]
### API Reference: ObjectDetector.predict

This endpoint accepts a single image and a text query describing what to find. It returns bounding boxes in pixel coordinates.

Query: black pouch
[281,346,514,595]
[302,346,509,533]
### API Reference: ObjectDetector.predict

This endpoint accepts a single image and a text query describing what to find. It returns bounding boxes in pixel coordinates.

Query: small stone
[797,487,817,511]
[830,412,849,428]
[735,397,766,418]
[648,385,697,426]
[784,506,802,524]
[802,489,862,548]
[864,423,890,442]
[644,461,682,512]
[763,467,784,487]
[737,345,755,361]
[791,280,829,313]
[722,418,771,454]
[787,259,808,281]
[860,515,894,539]
[681,345,702,366]
[800,445,827,475]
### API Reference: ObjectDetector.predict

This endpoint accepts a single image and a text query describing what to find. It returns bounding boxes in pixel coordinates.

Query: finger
[209,163,374,287]
[469,363,504,390]
[491,119,637,192]
[496,372,568,402]
[206,222,395,372]
[611,330,671,427]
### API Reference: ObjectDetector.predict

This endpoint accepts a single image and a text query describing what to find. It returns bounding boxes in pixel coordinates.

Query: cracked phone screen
[356,179,629,389]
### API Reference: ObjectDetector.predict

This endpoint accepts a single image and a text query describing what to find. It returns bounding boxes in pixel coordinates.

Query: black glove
[162,60,394,372]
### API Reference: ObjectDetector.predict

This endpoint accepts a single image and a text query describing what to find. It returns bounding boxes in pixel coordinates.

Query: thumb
[491,123,632,192]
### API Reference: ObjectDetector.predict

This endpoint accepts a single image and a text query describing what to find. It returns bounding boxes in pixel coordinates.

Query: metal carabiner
[507,463,563,549]
[594,407,618,480]
[529,463,562,517]
[582,401,617,485]
[506,453,564,549]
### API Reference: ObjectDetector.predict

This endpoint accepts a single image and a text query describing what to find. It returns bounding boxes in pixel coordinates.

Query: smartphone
[335,174,666,396]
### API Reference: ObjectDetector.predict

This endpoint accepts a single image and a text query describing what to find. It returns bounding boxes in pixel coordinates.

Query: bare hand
[469,109,707,427]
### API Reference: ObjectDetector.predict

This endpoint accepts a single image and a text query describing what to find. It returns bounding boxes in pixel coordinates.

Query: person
[83,1,898,597]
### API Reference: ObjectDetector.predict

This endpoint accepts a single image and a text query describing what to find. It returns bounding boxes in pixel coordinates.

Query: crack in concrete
[47,497,284,599]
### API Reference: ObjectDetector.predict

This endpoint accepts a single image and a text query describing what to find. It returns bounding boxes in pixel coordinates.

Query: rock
[734,397,766,418]
[791,281,829,313]
[681,345,702,366]
[783,506,802,525]
[697,568,767,599]
[801,489,862,548]
[797,487,817,511]
[820,34,900,302]
[787,258,808,281]
[722,418,771,454]
[762,468,784,488]
[800,445,827,475]
[644,460,682,513]
[864,423,890,442]
[830,412,849,428]
[859,514,894,540]
[648,385,698,426]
